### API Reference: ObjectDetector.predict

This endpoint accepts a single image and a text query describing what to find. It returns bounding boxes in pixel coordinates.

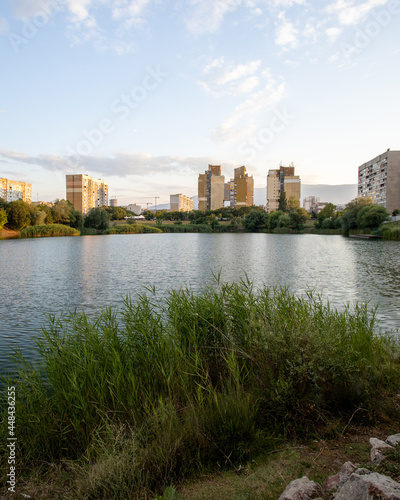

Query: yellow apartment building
[170,194,193,212]
[227,166,254,208]
[0,178,32,203]
[66,174,108,214]
[267,163,301,212]
[198,165,225,211]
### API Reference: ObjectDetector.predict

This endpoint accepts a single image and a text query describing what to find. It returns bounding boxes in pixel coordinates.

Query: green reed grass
[20,224,80,238]
[1,281,399,497]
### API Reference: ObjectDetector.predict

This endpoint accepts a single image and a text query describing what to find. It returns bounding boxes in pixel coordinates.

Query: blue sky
[0,0,399,206]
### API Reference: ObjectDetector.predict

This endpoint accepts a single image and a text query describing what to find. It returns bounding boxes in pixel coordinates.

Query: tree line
[0,198,137,232]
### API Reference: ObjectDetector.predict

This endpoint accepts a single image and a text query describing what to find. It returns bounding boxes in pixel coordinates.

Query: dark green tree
[84,208,110,230]
[69,209,84,230]
[6,200,31,230]
[243,209,267,231]
[0,208,7,229]
[51,199,73,225]
[289,207,309,230]
[340,197,373,236]
[278,192,287,213]
[267,210,284,230]
[356,204,390,230]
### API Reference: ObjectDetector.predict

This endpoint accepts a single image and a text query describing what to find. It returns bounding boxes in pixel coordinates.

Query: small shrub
[20,224,80,238]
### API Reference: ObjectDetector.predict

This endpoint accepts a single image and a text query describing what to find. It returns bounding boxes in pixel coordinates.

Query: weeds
[1,281,399,498]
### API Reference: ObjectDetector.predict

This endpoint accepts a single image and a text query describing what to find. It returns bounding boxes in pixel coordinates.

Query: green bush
[103,224,162,234]
[160,224,212,233]
[20,224,80,238]
[1,282,399,497]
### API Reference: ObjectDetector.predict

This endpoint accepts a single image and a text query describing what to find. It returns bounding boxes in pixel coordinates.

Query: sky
[0,0,399,206]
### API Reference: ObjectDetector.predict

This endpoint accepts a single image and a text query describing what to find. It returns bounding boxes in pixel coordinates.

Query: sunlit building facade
[0,178,32,203]
[358,150,400,213]
[267,163,301,213]
[66,174,108,214]
[198,165,225,211]
[170,194,193,212]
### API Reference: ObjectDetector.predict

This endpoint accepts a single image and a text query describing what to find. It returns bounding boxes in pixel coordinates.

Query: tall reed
[1,280,399,497]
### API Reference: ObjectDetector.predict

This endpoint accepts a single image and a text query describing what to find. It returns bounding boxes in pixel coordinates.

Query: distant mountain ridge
[146,184,358,211]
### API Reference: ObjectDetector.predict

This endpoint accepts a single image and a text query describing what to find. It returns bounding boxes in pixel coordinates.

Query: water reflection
[1,234,400,374]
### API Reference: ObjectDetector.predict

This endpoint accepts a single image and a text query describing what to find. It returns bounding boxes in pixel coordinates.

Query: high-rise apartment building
[170,194,193,212]
[66,174,108,214]
[358,150,400,213]
[266,163,301,212]
[0,178,32,203]
[226,166,254,208]
[198,165,225,211]
[109,197,118,207]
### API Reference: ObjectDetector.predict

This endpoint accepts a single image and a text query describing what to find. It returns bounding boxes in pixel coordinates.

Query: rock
[386,433,400,447]
[370,437,394,464]
[334,471,400,499]
[278,476,324,500]
[354,468,372,475]
[338,461,358,488]
[323,473,340,492]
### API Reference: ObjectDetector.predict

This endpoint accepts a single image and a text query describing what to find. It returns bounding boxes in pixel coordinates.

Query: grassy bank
[381,221,400,240]
[20,224,80,238]
[102,224,162,234]
[1,282,399,498]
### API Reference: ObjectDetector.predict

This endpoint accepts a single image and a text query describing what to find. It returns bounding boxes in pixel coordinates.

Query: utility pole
[146,202,151,210]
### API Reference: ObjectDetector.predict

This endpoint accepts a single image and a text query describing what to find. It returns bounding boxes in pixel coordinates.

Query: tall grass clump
[160,223,212,233]
[20,224,80,238]
[1,281,399,497]
[103,224,162,234]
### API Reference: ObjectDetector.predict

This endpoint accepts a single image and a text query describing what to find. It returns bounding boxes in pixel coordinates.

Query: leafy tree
[36,204,54,224]
[51,199,73,225]
[318,203,337,219]
[105,206,127,220]
[0,208,7,229]
[356,204,390,230]
[277,214,290,228]
[6,200,31,230]
[287,196,300,212]
[243,209,267,231]
[289,207,309,230]
[278,192,287,213]
[340,197,374,236]
[69,209,84,230]
[392,209,400,216]
[84,208,110,230]
[267,210,284,230]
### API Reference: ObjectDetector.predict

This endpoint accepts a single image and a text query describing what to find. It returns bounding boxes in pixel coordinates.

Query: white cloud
[275,13,299,47]
[210,77,286,142]
[326,26,342,42]
[112,0,153,28]
[326,0,389,26]
[200,58,262,96]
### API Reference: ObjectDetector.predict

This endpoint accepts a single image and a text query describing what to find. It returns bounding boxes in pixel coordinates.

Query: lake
[1,233,399,375]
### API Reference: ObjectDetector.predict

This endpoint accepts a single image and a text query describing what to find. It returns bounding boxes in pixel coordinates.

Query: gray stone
[386,433,400,447]
[278,476,324,500]
[323,473,340,492]
[354,468,372,475]
[334,472,400,500]
[370,437,394,464]
[338,461,358,488]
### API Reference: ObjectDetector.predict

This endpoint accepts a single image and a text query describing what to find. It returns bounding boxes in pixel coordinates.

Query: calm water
[1,233,400,375]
